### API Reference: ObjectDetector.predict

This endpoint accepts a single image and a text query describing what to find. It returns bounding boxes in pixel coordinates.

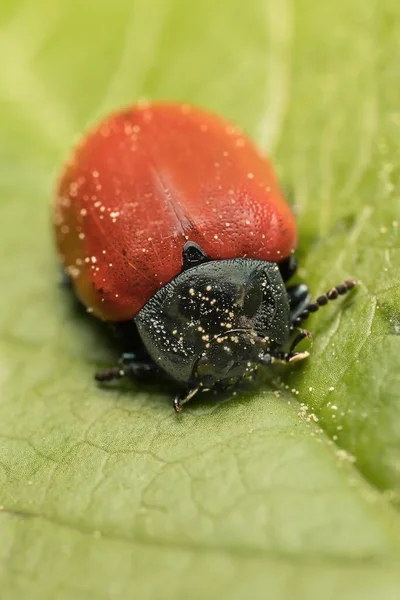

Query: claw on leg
[288,350,310,363]
[173,387,199,412]
[270,349,310,365]
[289,330,312,354]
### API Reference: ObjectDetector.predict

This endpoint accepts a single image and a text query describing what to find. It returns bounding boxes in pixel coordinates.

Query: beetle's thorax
[135,259,290,386]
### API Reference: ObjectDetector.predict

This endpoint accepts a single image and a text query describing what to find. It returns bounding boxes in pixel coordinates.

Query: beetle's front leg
[287,284,310,321]
[267,330,312,365]
[173,387,200,412]
[260,342,310,367]
[95,352,159,383]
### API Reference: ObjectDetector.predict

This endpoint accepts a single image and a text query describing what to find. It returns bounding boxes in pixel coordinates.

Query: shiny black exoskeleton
[96,242,356,411]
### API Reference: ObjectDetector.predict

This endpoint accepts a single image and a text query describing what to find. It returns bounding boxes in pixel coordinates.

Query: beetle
[54,102,356,411]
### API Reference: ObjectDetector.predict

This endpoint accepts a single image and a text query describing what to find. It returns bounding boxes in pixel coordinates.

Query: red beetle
[54,102,356,410]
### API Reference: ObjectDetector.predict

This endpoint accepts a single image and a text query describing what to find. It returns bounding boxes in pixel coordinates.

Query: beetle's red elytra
[54,102,356,411]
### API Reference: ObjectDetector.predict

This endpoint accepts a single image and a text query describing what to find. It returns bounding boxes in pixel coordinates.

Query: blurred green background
[1,1,400,598]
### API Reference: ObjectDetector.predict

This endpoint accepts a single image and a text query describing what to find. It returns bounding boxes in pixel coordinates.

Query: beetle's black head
[135,258,291,387]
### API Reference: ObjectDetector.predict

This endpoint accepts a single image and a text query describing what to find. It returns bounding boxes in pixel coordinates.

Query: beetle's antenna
[291,279,357,328]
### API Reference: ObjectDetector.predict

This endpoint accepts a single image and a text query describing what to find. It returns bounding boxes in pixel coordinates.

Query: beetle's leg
[272,350,310,364]
[260,349,309,367]
[259,330,312,368]
[287,283,311,321]
[95,353,159,383]
[291,279,357,328]
[278,255,298,283]
[95,365,126,382]
[289,330,312,353]
[279,351,310,364]
[173,387,200,412]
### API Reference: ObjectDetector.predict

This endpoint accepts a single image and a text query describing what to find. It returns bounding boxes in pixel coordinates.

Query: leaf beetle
[54,102,356,410]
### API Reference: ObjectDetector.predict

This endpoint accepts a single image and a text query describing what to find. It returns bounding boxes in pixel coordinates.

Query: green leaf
[1,1,400,598]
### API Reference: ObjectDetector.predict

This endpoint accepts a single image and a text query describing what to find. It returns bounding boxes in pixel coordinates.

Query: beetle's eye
[243,287,263,318]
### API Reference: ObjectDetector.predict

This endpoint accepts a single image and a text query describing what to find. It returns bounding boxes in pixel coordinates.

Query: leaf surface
[1,1,400,598]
